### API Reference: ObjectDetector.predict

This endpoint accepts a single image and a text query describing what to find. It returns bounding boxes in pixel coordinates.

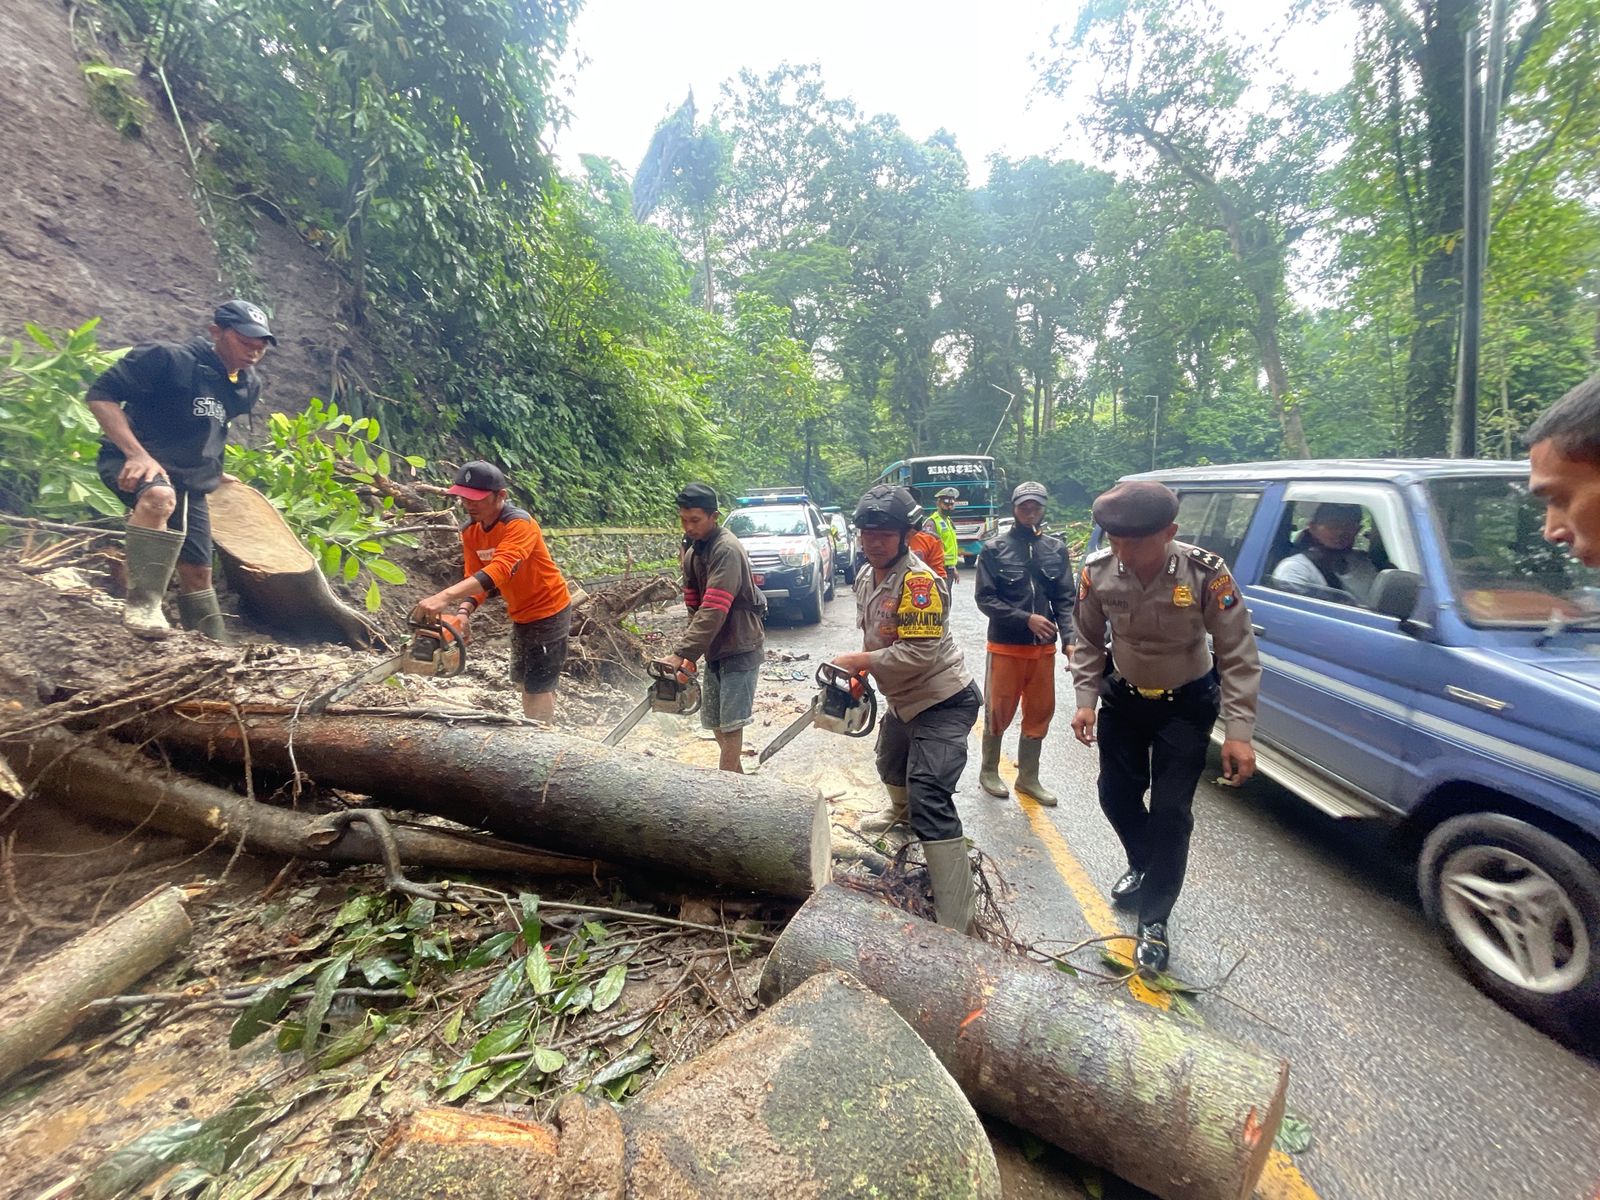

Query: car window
[1258,484,1419,610]
[1172,490,1260,567]
[1428,475,1600,626]
[727,507,810,538]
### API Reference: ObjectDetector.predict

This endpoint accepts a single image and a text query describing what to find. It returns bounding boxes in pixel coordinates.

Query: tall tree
[1042,0,1326,457]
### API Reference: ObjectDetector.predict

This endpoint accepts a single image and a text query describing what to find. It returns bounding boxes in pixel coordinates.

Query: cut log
[619,970,1000,1198]
[3,728,608,878]
[124,708,830,899]
[351,1108,561,1200]
[0,885,192,1086]
[757,884,1288,1200]
[207,478,379,648]
[353,972,1000,1199]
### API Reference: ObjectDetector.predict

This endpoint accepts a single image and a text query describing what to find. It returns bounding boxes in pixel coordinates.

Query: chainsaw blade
[601,693,655,747]
[304,652,406,715]
[757,701,818,765]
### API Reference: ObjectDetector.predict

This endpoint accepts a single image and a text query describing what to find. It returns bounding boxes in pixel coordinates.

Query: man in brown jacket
[831,484,981,930]
[667,482,767,772]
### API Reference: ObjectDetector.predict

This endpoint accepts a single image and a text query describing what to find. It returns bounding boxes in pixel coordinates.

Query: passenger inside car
[1268,502,1381,606]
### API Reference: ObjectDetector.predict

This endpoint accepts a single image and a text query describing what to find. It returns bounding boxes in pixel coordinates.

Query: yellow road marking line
[1003,763,1322,1199]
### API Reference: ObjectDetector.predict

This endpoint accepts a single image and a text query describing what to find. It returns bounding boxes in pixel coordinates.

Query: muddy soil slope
[0,0,375,419]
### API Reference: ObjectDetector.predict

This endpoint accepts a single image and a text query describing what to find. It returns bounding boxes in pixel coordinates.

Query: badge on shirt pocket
[1172,584,1195,607]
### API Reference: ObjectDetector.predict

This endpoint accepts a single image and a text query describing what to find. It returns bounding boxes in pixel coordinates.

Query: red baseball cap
[446,460,509,501]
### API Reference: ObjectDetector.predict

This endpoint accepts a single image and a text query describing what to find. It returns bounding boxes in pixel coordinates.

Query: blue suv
[1111,460,1600,1038]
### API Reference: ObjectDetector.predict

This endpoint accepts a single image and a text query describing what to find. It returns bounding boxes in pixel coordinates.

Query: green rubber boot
[123,525,184,639]
[979,731,1008,797]
[859,783,910,836]
[1015,735,1058,806]
[922,837,977,933]
[177,587,233,644]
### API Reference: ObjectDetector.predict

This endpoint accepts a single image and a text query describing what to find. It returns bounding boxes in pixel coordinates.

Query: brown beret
[1092,481,1180,537]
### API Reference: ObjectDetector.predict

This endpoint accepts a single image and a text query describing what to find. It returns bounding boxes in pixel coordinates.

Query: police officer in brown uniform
[831,484,982,931]
[1069,481,1261,973]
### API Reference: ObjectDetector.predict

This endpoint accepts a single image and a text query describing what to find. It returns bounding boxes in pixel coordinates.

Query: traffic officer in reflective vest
[831,484,982,931]
[1069,481,1261,974]
[926,486,962,582]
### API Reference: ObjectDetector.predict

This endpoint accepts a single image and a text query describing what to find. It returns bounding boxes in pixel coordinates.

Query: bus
[870,455,1003,563]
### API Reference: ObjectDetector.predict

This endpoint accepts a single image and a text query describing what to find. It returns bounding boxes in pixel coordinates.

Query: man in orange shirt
[908,506,948,580]
[412,461,573,723]
[973,481,1074,805]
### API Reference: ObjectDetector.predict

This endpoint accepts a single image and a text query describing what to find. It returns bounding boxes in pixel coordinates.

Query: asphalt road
[753,580,1600,1200]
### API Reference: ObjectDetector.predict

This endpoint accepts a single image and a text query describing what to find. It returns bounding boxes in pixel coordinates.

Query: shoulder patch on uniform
[1188,546,1225,573]
[1084,547,1113,564]
[896,569,944,639]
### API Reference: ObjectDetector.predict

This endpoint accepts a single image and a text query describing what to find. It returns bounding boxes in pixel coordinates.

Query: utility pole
[1454,0,1509,459]
[1150,394,1160,470]
[984,384,1018,458]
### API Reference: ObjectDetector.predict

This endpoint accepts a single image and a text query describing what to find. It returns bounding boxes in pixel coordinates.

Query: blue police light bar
[735,488,811,506]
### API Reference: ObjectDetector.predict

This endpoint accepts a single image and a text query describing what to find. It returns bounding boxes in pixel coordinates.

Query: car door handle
[1251,624,1265,636]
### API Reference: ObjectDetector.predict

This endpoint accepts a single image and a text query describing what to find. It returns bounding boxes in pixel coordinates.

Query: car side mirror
[1370,569,1421,621]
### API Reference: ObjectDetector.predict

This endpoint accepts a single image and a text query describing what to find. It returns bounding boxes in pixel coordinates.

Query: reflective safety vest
[927,510,960,567]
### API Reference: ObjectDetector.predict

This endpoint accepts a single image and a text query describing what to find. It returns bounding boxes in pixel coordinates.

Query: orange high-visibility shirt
[461,505,570,623]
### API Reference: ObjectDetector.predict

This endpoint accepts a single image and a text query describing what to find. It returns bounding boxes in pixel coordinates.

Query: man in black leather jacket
[973,481,1074,805]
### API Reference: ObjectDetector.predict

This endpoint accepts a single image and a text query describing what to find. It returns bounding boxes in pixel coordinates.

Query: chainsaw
[757,662,878,766]
[305,614,466,714]
[601,657,701,747]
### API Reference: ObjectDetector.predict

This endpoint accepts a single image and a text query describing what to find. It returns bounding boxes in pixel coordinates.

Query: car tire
[798,576,824,625]
[1419,812,1600,1038]
[843,560,857,586]
[824,566,836,601]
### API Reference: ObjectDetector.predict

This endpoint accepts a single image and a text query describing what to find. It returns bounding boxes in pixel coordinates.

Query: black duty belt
[1108,671,1212,703]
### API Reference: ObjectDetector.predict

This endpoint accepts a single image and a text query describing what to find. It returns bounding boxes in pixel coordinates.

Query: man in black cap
[86,300,276,640]
[1069,480,1261,974]
[973,481,1074,805]
[1270,502,1378,603]
[412,461,575,722]
[668,483,767,772]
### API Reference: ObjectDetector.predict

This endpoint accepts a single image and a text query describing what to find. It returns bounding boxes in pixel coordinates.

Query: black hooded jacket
[974,522,1075,649]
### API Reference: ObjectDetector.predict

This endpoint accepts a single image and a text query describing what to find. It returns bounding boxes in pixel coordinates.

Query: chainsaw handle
[815,661,869,697]
[649,656,696,686]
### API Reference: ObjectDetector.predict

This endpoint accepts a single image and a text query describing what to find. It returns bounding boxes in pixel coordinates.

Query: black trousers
[875,682,980,843]
[1095,672,1221,924]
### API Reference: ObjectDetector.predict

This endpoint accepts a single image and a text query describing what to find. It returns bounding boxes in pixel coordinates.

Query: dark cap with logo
[213,299,277,345]
[675,481,719,513]
[1092,481,1180,537]
[447,461,510,501]
[1012,480,1049,506]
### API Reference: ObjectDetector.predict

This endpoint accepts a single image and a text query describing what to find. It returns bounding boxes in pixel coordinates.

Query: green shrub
[0,320,126,520]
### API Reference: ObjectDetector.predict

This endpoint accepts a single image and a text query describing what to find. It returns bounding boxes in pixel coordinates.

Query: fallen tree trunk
[208,478,379,648]
[3,728,608,878]
[758,884,1288,1200]
[123,708,830,899]
[355,971,1001,1199]
[0,885,192,1086]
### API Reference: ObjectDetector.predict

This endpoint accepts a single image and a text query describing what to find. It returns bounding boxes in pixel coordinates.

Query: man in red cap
[412,461,574,722]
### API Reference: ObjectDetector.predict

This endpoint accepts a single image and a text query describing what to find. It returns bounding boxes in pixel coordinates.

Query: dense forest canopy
[93,0,1600,517]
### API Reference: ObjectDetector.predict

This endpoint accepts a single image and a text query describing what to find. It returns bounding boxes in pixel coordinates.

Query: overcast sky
[552,1,1363,183]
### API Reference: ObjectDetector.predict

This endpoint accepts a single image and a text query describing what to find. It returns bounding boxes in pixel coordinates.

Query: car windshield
[1428,476,1600,627]
[727,507,809,538]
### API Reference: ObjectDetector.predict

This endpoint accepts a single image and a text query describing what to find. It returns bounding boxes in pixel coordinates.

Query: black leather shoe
[1135,921,1169,975]
[1110,869,1144,907]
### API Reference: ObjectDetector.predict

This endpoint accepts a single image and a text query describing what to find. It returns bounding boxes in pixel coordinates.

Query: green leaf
[591,963,627,1013]
[469,1020,528,1064]
[365,581,381,611]
[357,955,406,985]
[440,1007,465,1045]
[524,942,554,994]
[591,1049,652,1087]
[474,1059,532,1102]
[317,1018,377,1069]
[1274,1113,1313,1155]
[343,555,361,582]
[320,544,343,576]
[367,557,406,584]
[583,920,611,942]
[474,959,527,1022]
[334,894,379,927]
[301,951,353,1061]
[463,930,518,967]
[531,1045,566,1074]
[438,1065,489,1103]
[404,897,437,929]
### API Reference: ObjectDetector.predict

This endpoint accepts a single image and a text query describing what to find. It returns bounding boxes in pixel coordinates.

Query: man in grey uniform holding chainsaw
[831,484,982,931]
